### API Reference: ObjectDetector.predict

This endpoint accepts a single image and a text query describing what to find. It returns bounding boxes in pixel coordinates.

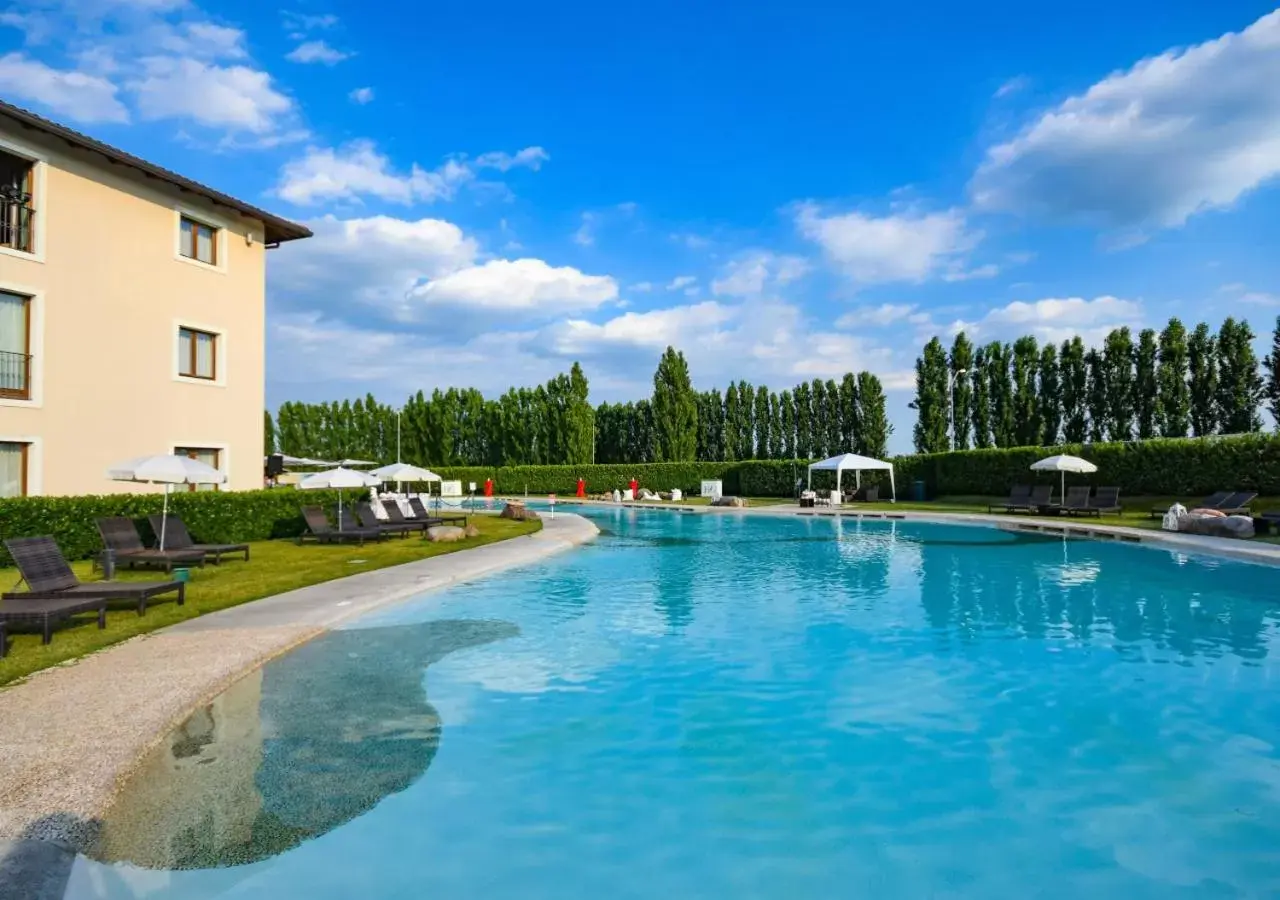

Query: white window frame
[0,435,42,497]
[0,134,47,265]
[171,441,229,490]
[173,205,228,274]
[173,319,227,388]
[0,280,44,409]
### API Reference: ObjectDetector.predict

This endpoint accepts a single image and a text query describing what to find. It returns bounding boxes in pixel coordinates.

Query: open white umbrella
[298,466,381,530]
[1030,454,1097,501]
[337,458,378,468]
[369,462,441,483]
[108,455,227,549]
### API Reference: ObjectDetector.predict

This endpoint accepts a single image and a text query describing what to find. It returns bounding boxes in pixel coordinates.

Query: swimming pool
[68,509,1280,898]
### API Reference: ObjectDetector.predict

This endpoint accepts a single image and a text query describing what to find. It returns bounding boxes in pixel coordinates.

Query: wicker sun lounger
[3,535,185,618]
[0,593,107,650]
[408,496,468,527]
[147,514,250,564]
[1216,491,1258,516]
[299,506,381,545]
[381,500,432,531]
[97,517,206,572]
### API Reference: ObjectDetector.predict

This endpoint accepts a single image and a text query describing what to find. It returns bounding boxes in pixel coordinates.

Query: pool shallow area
[66,509,1280,899]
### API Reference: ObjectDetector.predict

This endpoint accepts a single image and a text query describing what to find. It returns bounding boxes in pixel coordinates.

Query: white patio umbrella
[337,458,378,468]
[108,455,227,550]
[1030,454,1097,500]
[298,466,381,530]
[369,462,441,483]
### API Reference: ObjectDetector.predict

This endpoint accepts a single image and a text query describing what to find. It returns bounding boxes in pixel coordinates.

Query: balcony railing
[0,350,32,399]
[0,199,34,253]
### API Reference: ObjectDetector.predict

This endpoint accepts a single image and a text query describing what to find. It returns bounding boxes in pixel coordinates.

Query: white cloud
[130,56,295,133]
[281,11,339,33]
[0,53,129,123]
[630,282,655,293]
[270,215,478,317]
[474,146,549,172]
[666,275,697,291]
[158,22,247,60]
[572,212,596,247]
[411,259,618,314]
[276,141,472,205]
[710,251,810,297]
[670,232,711,250]
[942,263,1001,282]
[971,9,1280,229]
[978,295,1143,345]
[835,303,916,329]
[796,203,982,285]
[994,75,1029,98]
[553,302,736,355]
[285,40,349,65]
[348,86,374,104]
[276,141,550,206]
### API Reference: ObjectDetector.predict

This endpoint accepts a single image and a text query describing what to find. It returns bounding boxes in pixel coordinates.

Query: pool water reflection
[70,510,1280,899]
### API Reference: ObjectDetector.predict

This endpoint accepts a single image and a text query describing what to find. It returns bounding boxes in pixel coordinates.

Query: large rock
[711,496,748,508]
[499,502,540,521]
[426,526,466,543]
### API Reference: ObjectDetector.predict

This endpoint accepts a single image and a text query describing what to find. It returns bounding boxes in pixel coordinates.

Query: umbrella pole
[1061,471,1065,504]
[160,484,169,550]
[338,490,344,532]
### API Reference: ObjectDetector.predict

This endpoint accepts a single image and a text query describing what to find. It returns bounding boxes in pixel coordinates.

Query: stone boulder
[711,496,748,508]
[427,525,466,543]
[500,502,540,521]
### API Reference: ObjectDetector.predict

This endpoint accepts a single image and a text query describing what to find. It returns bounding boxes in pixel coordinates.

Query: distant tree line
[269,348,893,467]
[911,316,1280,453]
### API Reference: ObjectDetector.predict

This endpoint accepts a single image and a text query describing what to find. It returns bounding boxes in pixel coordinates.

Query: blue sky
[3,0,1279,452]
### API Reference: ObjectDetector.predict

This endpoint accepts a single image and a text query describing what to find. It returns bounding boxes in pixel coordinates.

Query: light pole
[948,368,967,449]
[396,409,402,463]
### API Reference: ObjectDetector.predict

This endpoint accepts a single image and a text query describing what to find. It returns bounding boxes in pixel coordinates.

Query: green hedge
[434,462,746,496]
[894,434,1280,498]
[0,488,347,566]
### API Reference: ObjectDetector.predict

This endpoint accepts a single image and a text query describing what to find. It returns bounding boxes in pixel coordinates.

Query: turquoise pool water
[69,510,1280,898]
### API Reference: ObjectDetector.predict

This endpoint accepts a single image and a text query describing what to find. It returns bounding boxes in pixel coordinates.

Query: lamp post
[948,368,967,449]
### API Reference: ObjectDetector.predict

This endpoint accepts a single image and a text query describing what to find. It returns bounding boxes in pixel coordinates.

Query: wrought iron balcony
[0,350,32,399]
[0,197,34,253]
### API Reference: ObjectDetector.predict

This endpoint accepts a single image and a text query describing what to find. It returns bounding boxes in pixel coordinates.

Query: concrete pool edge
[544,498,1280,567]
[0,513,598,855]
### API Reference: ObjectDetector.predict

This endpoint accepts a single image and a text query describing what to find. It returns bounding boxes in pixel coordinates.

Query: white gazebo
[807,453,896,502]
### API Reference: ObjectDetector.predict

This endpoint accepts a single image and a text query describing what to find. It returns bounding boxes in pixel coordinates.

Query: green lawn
[0,516,541,686]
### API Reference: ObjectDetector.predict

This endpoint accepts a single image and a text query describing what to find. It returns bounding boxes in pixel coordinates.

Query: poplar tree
[1156,318,1190,438]
[768,391,783,458]
[1189,323,1219,436]
[754,385,772,459]
[1103,327,1135,441]
[1263,317,1280,432]
[911,337,950,453]
[1216,317,1263,433]
[1011,335,1041,446]
[264,410,277,457]
[794,381,813,458]
[811,378,829,458]
[1085,348,1107,442]
[949,332,974,450]
[779,389,796,458]
[723,383,741,461]
[986,342,1015,448]
[1060,337,1088,443]
[839,373,859,452]
[825,378,842,454]
[856,372,891,458]
[1038,343,1061,446]
[970,345,991,449]
[1133,329,1159,440]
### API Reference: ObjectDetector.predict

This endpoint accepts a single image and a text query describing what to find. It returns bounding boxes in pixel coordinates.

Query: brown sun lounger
[989,485,1031,513]
[1149,491,1231,519]
[381,500,432,531]
[147,514,249,564]
[97,517,206,572]
[3,535,185,620]
[408,496,468,527]
[356,502,416,537]
[1051,484,1093,516]
[1084,486,1122,516]
[299,506,381,545]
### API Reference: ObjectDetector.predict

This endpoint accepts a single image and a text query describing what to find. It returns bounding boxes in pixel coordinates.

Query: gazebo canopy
[807,453,896,501]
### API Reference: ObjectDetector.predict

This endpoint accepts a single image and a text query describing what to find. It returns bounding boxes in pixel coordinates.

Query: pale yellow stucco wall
[0,124,288,495]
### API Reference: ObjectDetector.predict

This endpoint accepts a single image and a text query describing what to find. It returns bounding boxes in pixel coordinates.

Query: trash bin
[911,480,927,502]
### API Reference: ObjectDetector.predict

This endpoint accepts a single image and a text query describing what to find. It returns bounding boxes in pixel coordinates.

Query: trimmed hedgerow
[0,488,346,565]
